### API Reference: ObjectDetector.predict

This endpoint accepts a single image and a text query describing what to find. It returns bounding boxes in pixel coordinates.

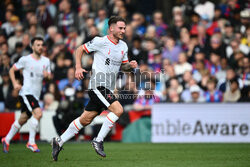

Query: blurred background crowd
[0,0,249,131]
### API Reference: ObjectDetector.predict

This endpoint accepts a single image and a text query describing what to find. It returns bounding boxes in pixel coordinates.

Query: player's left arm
[121,60,137,72]
[43,60,52,80]
[121,46,137,72]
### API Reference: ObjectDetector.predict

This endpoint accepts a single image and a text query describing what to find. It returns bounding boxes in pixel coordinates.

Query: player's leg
[91,86,122,157]
[2,112,29,153]
[52,109,98,161]
[26,107,42,152]
[58,110,98,146]
[95,101,123,142]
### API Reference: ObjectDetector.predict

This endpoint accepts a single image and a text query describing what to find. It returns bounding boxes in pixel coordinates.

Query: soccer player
[52,16,137,161]
[1,37,51,153]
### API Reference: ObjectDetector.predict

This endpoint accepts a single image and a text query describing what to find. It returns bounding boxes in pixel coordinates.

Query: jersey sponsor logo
[30,72,34,77]
[105,58,110,65]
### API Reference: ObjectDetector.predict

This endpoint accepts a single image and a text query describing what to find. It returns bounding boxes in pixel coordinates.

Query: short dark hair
[108,16,126,27]
[31,37,44,46]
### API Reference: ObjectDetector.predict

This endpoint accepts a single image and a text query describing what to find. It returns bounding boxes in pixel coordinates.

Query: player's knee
[33,109,43,120]
[79,117,91,126]
[19,119,27,125]
[112,105,123,117]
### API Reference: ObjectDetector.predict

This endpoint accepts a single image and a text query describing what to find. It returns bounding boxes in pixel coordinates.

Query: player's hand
[13,82,22,91]
[129,60,137,69]
[43,70,50,78]
[75,67,88,80]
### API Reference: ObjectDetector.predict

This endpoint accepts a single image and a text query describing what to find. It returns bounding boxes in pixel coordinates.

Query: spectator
[58,68,82,96]
[174,52,192,76]
[204,76,223,102]
[1,14,19,37]
[133,84,160,111]
[162,35,182,64]
[226,38,249,59]
[10,42,30,64]
[152,11,168,38]
[56,0,78,37]
[7,25,24,54]
[36,1,54,31]
[95,9,109,36]
[131,13,146,37]
[0,54,11,74]
[223,78,241,102]
[64,27,83,54]
[128,36,148,65]
[187,84,205,103]
[219,68,243,93]
[43,93,59,111]
[0,71,13,104]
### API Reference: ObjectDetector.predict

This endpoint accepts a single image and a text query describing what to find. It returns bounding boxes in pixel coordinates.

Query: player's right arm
[75,37,102,80]
[9,65,22,91]
[74,44,88,80]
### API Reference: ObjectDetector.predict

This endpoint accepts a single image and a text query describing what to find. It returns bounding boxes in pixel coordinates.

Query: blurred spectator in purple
[152,11,168,38]
[162,35,182,64]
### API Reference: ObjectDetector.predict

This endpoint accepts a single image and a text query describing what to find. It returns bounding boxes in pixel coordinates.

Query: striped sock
[96,112,119,142]
[5,120,21,144]
[29,116,39,145]
[59,117,83,147]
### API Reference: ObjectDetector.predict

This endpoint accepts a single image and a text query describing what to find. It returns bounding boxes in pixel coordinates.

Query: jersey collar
[107,35,118,45]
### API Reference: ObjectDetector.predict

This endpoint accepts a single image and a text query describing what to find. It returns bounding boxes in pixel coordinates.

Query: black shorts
[85,86,117,114]
[19,95,40,118]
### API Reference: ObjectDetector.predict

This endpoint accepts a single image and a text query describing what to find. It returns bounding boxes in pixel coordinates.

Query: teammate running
[52,16,137,161]
[2,37,51,153]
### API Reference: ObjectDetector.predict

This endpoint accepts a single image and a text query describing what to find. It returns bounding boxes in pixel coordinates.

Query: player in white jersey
[52,16,137,161]
[1,37,51,153]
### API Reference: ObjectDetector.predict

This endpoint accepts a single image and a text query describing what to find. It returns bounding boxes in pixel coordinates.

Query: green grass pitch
[1,142,250,167]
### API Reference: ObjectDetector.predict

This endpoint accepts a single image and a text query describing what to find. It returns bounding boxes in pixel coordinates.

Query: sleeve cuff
[122,60,129,63]
[82,44,90,54]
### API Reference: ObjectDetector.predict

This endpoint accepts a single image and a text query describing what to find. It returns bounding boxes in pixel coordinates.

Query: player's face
[32,40,44,56]
[112,21,126,40]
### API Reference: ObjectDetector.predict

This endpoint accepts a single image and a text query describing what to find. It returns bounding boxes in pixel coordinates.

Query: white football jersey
[83,35,128,92]
[14,54,51,100]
